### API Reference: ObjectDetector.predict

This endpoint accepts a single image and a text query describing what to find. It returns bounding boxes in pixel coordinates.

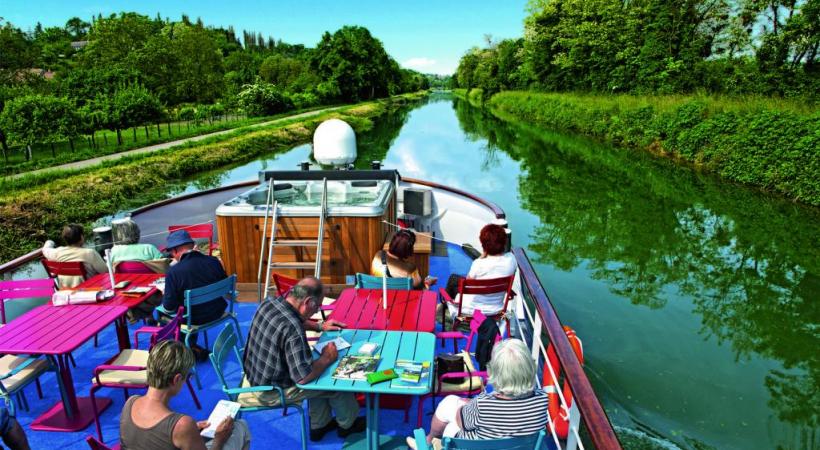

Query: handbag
[436,353,466,385]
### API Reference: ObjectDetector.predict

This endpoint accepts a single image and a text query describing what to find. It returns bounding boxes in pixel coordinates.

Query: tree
[65,17,90,40]
[168,22,225,103]
[311,26,398,101]
[259,54,319,92]
[81,13,159,67]
[111,85,163,142]
[0,95,79,160]
[0,20,37,85]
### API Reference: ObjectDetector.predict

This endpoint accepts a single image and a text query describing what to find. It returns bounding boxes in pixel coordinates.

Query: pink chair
[0,279,54,415]
[86,436,120,450]
[273,272,335,318]
[114,261,155,274]
[89,307,201,440]
[41,259,88,288]
[416,310,501,427]
[168,224,218,255]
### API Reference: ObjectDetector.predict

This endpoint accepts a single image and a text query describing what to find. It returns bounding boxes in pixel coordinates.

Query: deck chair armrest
[0,356,39,380]
[435,331,468,341]
[438,288,455,304]
[438,370,488,385]
[413,429,431,450]
[320,304,335,311]
[225,385,288,406]
[133,326,163,348]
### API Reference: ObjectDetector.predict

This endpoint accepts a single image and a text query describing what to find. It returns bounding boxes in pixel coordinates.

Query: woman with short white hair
[408,339,548,449]
[109,218,165,268]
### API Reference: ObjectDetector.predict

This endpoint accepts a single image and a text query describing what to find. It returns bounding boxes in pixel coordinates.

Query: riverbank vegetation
[0,93,419,261]
[451,0,819,205]
[0,14,430,172]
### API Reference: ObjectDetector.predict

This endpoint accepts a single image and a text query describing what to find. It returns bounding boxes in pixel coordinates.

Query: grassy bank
[455,89,820,206]
[0,92,425,262]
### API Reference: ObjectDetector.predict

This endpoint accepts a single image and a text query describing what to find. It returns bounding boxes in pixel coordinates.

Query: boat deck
[13,244,473,449]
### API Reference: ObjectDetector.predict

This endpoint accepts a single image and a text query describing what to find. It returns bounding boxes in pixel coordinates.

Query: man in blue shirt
[161,229,228,361]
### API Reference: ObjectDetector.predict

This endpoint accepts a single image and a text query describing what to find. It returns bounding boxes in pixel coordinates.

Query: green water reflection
[449,98,819,450]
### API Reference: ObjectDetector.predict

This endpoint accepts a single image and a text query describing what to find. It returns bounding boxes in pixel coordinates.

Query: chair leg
[203,330,209,349]
[185,333,203,389]
[90,385,104,441]
[35,378,43,399]
[69,353,77,367]
[298,404,308,450]
[231,317,244,347]
[123,388,129,401]
[94,333,98,347]
[186,377,202,409]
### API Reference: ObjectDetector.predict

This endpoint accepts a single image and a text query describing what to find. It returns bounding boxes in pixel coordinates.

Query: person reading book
[242,276,366,442]
[119,340,250,450]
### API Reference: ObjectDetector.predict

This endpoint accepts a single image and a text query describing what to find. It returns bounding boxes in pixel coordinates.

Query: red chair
[114,261,155,274]
[273,272,335,318]
[86,436,120,450]
[168,224,218,255]
[89,307,201,440]
[440,275,515,345]
[41,259,88,288]
[416,309,501,427]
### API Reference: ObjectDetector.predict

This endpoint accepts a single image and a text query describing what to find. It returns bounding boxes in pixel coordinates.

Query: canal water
[155,95,819,449]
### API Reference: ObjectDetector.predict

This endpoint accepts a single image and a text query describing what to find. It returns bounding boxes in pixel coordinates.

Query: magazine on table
[313,336,351,354]
[331,355,380,380]
[390,360,430,389]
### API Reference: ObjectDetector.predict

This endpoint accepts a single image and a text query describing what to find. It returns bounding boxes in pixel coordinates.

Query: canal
[139,94,820,449]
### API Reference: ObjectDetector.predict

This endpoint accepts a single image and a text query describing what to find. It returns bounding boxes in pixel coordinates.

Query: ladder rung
[269,262,316,269]
[272,239,319,247]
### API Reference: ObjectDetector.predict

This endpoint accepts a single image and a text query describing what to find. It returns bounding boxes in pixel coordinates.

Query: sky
[1,0,529,75]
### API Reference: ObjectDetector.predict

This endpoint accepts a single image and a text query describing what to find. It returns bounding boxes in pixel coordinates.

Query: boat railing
[0,248,42,280]
[513,248,622,450]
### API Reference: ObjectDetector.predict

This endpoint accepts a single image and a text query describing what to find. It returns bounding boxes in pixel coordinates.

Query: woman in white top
[445,224,516,318]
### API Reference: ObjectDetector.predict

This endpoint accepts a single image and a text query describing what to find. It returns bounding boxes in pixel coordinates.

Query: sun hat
[166,229,195,250]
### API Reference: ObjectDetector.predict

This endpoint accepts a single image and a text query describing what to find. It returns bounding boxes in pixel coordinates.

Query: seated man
[242,276,365,441]
[161,229,227,360]
[42,223,107,288]
[0,404,30,450]
[120,340,250,450]
[408,339,548,449]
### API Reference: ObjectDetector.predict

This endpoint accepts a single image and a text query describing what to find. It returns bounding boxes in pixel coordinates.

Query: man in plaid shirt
[242,277,365,441]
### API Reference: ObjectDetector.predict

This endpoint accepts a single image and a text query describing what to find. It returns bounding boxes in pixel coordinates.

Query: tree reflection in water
[452,98,820,446]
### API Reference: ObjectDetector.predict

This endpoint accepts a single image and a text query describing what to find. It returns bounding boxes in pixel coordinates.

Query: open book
[200,400,241,439]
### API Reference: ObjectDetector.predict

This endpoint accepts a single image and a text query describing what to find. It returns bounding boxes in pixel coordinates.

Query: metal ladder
[257,178,328,301]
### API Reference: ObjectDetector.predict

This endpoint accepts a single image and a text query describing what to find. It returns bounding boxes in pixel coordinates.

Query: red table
[77,273,162,348]
[328,289,438,332]
[0,304,128,432]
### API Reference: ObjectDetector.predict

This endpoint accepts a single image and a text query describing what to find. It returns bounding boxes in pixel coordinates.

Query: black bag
[445,274,465,299]
[475,318,500,371]
[436,353,466,385]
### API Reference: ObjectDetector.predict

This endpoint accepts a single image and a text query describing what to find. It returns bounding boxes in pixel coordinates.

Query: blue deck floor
[14,244,470,449]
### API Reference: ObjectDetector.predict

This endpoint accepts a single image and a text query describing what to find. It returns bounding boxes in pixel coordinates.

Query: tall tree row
[454,0,819,99]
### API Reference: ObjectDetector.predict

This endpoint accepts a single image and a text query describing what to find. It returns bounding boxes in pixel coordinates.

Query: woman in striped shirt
[408,339,549,449]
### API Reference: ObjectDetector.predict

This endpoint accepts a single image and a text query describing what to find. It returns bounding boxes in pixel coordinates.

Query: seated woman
[110,219,165,268]
[408,339,548,449]
[444,223,516,318]
[371,229,433,289]
[120,340,250,450]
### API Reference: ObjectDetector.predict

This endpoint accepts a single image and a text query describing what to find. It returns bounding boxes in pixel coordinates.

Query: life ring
[542,326,584,440]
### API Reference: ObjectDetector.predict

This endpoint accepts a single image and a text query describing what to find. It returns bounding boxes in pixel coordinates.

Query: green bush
[486,91,820,206]
[237,82,295,117]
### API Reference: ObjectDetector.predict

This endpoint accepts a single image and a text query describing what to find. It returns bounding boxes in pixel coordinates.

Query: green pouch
[366,369,398,385]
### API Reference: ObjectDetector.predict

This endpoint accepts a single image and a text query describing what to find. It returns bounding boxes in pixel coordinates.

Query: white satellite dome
[313,119,357,166]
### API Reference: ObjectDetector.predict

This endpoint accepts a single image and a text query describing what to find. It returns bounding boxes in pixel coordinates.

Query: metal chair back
[0,278,54,324]
[355,273,413,290]
[114,261,154,274]
[168,224,216,255]
[41,259,88,287]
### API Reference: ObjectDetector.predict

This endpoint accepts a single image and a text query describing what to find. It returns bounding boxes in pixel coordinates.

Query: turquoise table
[298,329,435,450]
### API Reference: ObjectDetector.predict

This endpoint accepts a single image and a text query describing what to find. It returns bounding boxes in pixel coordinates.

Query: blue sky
[1,0,528,75]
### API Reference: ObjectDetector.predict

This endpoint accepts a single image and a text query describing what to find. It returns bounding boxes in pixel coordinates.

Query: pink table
[328,288,438,332]
[0,304,128,432]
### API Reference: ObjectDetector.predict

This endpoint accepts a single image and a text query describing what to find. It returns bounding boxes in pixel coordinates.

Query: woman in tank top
[120,341,250,450]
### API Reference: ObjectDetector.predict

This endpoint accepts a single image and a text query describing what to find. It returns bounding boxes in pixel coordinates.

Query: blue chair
[412,429,548,450]
[210,324,308,450]
[355,273,413,290]
[155,274,242,388]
